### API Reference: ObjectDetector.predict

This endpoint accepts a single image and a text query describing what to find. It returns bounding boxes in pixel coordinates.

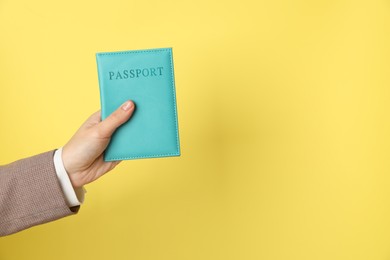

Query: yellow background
[1,0,390,259]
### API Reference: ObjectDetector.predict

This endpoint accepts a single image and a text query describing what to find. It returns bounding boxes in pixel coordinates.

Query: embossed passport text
[96,48,180,161]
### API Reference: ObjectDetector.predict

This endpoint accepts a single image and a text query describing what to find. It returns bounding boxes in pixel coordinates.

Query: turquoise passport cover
[96,48,180,161]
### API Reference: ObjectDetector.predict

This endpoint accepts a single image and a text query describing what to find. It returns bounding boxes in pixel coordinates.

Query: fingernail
[121,101,133,111]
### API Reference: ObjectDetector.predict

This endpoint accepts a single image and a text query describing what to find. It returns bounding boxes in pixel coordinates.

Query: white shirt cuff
[53,147,86,207]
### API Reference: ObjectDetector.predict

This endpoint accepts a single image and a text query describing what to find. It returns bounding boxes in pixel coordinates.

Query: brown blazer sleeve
[0,150,79,236]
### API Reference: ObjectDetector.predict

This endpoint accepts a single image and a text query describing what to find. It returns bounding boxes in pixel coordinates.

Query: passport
[96,48,180,161]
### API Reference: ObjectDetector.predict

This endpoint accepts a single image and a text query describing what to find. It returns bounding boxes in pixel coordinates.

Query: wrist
[53,148,85,206]
[67,172,84,189]
[61,145,84,188]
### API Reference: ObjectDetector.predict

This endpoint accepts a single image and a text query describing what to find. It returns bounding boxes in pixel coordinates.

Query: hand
[62,100,135,188]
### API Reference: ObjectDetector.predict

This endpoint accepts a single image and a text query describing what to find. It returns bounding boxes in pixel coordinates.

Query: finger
[89,110,102,123]
[94,158,123,178]
[112,160,122,167]
[81,111,102,129]
[105,160,122,172]
[97,100,135,138]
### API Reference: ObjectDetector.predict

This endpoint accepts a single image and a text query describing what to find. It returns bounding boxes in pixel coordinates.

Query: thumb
[98,100,135,138]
